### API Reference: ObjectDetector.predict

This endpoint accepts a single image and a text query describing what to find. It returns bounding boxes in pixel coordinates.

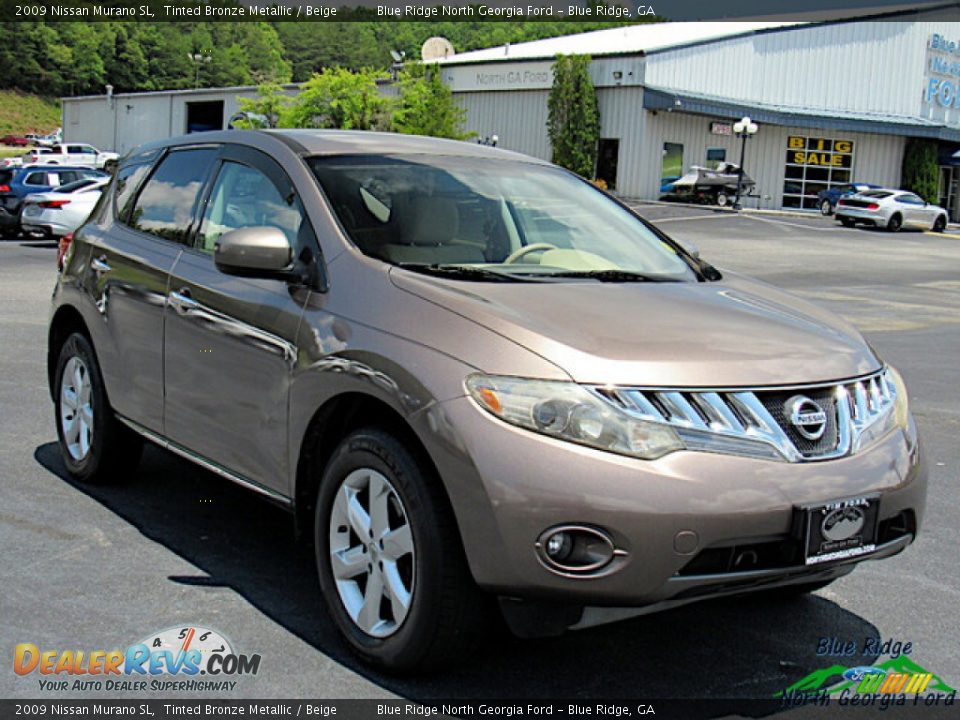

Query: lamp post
[188,52,212,90]
[732,116,758,210]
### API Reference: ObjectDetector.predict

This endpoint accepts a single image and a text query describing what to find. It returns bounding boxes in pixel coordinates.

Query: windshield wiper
[521,269,674,283]
[396,263,534,282]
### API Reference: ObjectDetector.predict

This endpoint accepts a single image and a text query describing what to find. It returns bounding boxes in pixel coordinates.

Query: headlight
[465,374,683,460]
[887,365,910,430]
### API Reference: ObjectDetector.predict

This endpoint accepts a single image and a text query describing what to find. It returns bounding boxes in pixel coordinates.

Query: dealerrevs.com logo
[14,626,261,692]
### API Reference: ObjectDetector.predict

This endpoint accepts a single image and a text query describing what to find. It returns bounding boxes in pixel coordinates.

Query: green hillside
[0,90,61,136]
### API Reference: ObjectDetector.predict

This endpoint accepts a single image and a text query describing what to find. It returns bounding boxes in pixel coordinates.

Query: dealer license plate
[803,496,879,565]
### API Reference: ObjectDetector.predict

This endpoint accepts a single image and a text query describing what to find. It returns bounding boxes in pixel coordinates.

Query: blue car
[817,182,880,216]
[0,165,107,237]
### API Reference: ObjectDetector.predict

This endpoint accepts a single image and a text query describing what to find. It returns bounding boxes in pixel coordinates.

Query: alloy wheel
[820,200,832,215]
[60,356,94,461]
[328,468,415,638]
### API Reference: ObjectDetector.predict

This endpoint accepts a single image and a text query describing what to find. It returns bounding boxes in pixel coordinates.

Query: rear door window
[128,148,217,244]
[24,172,48,186]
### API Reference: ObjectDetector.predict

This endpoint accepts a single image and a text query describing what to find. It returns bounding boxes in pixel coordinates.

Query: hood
[390,270,880,388]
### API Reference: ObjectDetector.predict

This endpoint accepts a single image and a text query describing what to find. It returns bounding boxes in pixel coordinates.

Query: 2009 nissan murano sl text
[49,130,926,671]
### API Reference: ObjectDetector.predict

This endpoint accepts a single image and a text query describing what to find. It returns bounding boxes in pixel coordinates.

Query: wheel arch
[293,392,455,547]
[47,305,91,401]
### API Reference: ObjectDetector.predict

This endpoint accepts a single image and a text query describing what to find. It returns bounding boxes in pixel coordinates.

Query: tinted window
[115,163,153,220]
[25,172,48,186]
[198,161,305,253]
[128,148,217,244]
[58,171,82,184]
[0,170,13,186]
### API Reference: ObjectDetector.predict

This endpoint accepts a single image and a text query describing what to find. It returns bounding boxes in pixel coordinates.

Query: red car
[1,135,30,147]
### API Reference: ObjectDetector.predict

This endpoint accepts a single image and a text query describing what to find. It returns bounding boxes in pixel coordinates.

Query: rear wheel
[54,332,142,483]
[820,199,833,216]
[933,214,947,232]
[715,192,729,207]
[314,428,489,672]
[839,217,855,228]
[886,213,902,232]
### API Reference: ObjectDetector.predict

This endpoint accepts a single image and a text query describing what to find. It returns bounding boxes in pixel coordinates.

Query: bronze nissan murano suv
[48,130,926,671]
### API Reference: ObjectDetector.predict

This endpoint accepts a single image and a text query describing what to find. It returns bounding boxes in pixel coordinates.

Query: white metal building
[437,5,960,214]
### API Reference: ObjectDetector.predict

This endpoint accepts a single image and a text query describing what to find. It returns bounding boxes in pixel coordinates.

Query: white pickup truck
[23,143,119,170]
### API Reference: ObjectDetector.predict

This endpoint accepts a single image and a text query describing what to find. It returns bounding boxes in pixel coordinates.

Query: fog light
[545,531,572,560]
[536,525,619,576]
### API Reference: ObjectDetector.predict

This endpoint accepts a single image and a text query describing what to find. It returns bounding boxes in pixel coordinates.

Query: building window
[783,136,855,209]
[662,142,683,190]
[706,148,726,169]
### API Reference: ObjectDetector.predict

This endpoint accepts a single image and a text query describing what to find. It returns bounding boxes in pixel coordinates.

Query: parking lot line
[927,231,960,240]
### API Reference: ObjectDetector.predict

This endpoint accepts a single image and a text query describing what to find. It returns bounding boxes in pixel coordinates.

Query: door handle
[169,289,199,314]
[90,256,111,275]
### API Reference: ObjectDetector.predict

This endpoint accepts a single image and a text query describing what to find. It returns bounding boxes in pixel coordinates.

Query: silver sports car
[835,189,948,232]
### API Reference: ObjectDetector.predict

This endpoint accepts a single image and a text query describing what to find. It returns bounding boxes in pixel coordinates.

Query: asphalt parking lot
[1,208,958,710]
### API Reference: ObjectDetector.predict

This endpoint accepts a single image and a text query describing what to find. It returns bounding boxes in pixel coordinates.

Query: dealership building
[436,6,960,214]
[63,5,960,214]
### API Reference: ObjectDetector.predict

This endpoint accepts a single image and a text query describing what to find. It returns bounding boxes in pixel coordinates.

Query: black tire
[53,332,142,483]
[820,199,833,216]
[933,215,947,232]
[839,217,855,228]
[886,213,902,232]
[314,427,489,672]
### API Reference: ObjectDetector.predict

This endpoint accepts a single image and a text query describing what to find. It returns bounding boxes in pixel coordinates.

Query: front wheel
[886,214,902,232]
[933,214,947,232]
[820,199,833,216]
[54,332,142,483]
[716,192,729,207]
[314,428,490,672]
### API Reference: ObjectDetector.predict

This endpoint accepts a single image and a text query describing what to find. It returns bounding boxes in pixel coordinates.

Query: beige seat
[379,196,485,265]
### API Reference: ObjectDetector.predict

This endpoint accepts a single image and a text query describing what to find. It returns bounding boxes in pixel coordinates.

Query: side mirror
[214,226,293,278]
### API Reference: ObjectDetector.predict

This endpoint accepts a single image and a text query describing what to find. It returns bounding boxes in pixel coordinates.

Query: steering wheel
[504,243,558,264]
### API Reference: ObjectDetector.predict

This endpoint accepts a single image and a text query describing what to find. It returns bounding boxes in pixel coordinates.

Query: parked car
[49,130,925,672]
[0,165,107,238]
[836,189,948,232]
[1,135,30,147]
[34,128,62,147]
[817,182,881,215]
[24,143,119,170]
[20,176,110,238]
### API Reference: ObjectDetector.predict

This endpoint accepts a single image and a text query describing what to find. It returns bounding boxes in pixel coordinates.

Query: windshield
[309,154,697,282]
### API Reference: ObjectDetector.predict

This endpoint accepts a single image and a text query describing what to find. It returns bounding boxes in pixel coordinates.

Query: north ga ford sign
[926,33,960,109]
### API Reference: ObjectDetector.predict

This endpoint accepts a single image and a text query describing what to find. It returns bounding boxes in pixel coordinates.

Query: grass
[0,89,61,137]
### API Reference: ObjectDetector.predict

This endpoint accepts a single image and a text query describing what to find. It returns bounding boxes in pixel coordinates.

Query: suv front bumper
[416,396,926,607]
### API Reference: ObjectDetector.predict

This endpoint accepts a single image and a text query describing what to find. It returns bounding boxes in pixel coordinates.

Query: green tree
[234,82,291,128]
[901,138,939,203]
[282,67,389,130]
[547,54,600,178]
[392,64,470,139]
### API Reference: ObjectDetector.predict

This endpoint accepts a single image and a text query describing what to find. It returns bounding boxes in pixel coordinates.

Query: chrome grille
[592,369,897,463]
